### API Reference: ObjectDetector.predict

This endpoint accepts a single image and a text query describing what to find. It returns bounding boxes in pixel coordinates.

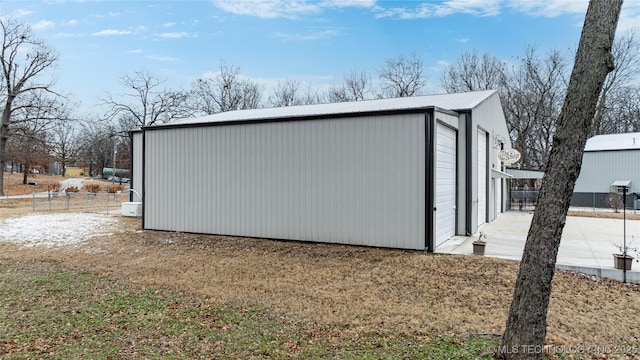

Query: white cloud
[214,0,375,19]
[456,38,470,43]
[617,0,640,33]
[504,0,638,33]
[215,0,319,19]
[274,29,340,41]
[507,0,587,18]
[322,0,375,8]
[374,0,501,19]
[32,20,55,30]
[164,21,177,28]
[66,19,79,26]
[127,49,143,54]
[370,0,629,20]
[159,32,197,39]
[7,9,32,18]
[91,29,133,36]
[443,0,501,16]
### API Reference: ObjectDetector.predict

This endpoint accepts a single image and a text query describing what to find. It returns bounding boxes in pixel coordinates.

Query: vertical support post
[623,186,627,283]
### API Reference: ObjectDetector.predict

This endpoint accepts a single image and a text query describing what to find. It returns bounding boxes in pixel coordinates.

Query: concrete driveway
[437,210,640,283]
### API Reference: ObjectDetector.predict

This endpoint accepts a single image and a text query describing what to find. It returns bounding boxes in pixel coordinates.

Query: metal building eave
[491,168,513,178]
[504,168,545,179]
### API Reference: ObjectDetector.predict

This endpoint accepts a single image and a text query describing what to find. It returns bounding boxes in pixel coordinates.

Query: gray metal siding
[477,128,487,226]
[144,114,427,250]
[131,132,143,202]
[575,150,640,193]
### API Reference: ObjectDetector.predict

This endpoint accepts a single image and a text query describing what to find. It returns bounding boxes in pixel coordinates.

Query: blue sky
[0,0,639,117]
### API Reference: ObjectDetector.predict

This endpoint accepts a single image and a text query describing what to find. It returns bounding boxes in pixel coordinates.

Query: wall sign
[498,148,521,165]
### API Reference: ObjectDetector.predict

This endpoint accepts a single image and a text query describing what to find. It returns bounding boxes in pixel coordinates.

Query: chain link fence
[509,189,539,211]
[25,191,131,213]
[508,189,640,213]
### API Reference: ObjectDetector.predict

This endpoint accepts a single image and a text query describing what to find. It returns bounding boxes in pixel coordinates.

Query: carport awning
[491,169,513,179]
[611,180,631,187]
[504,168,545,179]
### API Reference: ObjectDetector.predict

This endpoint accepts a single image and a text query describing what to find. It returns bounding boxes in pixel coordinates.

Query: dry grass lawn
[2,173,65,195]
[1,211,639,355]
[1,179,640,357]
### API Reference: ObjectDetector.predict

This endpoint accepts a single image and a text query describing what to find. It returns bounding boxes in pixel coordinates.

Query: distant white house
[131,90,512,251]
[573,132,640,209]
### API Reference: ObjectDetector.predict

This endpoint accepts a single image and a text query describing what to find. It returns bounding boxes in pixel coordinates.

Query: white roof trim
[154,90,498,128]
[585,132,640,152]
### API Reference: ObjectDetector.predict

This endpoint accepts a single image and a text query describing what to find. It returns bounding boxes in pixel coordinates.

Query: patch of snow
[0,213,117,248]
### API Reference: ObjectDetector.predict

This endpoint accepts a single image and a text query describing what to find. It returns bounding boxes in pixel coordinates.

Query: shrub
[84,183,101,193]
[604,192,623,213]
[65,186,81,193]
[106,184,124,194]
[50,183,62,192]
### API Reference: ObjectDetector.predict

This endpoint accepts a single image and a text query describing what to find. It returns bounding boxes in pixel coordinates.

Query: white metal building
[573,132,640,208]
[131,90,511,251]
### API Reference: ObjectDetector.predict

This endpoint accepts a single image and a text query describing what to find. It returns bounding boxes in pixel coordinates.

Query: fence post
[32,191,35,211]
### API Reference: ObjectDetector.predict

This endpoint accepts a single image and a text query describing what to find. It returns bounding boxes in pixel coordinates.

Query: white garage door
[477,129,487,226]
[435,124,457,246]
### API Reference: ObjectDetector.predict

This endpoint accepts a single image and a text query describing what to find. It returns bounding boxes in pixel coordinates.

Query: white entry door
[435,124,457,246]
[477,129,487,226]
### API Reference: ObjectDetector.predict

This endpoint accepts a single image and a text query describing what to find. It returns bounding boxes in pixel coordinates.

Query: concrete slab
[437,210,640,284]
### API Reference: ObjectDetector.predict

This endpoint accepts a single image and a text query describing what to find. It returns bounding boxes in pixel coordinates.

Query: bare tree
[377,52,426,98]
[5,126,49,183]
[498,1,622,359]
[268,79,303,107]
[440,47,568,170]
[5,92,67,182]
[596,85,640,133]
[593,30,640,134]
[268,79,323,107]
[0,18,58,195]
[440,49,506,93]
[501,47,569,169]
[76,121,118,178]
[49,120,79,177]
[298,82,324,105]
[190,62,263,115]
[102,70,191,131]
[328,70,373,102]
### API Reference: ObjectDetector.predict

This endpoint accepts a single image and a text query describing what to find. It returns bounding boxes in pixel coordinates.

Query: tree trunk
[22,167,28,185]
[0,103,10,196]
[0,95,16,196]
[498,1,622,359]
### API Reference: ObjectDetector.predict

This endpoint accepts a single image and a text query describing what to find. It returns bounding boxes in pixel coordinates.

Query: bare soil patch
[1,211,639,353]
